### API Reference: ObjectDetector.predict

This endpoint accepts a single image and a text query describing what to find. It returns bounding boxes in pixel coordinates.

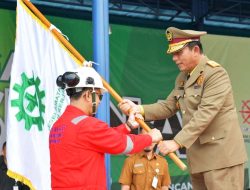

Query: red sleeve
[127,134,152,154]
[112,124,130,134]
[78,118,152,154]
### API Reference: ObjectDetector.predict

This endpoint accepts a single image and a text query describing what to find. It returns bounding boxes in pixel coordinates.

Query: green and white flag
[6,0,80,189]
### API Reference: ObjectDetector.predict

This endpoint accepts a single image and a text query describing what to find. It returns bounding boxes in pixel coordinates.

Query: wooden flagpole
[21,0,187,171]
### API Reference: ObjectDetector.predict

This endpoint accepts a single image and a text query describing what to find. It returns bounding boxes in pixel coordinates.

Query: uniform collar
[66,105,88,116]
[185,55,208,88]
[139,151,157,160]
[189,63,198,76]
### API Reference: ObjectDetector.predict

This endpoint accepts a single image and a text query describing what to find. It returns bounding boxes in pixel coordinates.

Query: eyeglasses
[96,93,103,101]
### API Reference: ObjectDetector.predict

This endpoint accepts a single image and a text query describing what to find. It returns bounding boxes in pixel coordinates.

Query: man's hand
[158,140,180,155]
[118,99,140,115]
[126,110,144,130]
[148,128,163,143]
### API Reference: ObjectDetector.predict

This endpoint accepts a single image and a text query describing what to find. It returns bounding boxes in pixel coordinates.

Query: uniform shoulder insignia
[206,60,220,68]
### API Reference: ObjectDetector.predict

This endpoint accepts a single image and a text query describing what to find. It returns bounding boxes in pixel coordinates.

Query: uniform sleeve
[143,90,177,121]
[161,159,171,186]
[78,118,152,154]
[175,67,232,148]
[119,157,133,185]
[112,124,130,134]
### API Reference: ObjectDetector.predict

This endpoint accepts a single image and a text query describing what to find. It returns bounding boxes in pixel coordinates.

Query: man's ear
[193,45,201,54]
[84,90,92,102]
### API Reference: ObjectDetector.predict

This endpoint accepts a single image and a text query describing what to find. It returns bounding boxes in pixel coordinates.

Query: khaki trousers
[191,164,244,190]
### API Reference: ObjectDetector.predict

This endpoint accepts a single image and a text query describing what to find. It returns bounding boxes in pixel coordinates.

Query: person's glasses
[96,93,103,101]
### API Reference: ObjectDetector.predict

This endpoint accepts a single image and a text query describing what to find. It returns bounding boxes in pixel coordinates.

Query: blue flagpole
[92,1,111,190]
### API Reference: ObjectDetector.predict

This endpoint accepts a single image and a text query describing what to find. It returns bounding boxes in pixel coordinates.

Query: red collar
[66,105,88,116]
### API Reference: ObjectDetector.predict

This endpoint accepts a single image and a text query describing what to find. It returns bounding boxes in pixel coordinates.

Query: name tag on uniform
[152,176,158,188]
[13,185,19,190]
[134,163,143,168]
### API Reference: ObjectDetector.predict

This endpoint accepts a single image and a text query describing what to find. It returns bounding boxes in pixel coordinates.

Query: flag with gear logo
[6,0,80,189]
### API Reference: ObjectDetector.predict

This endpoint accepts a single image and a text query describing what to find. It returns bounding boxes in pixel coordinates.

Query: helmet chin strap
[91,89,97,117]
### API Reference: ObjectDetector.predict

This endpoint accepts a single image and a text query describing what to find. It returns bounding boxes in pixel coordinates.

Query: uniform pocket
[187,87,203,98]
[185,87,203,108]
[199,129,226,144]
[133,165,145,175]
[132,166,145,187]
[174,89,184,100]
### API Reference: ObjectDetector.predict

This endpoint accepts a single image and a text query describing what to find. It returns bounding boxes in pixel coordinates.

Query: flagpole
[21,0,187,171]
[93,0,111,189]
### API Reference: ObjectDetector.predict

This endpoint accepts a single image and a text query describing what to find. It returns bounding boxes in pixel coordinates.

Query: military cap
[166,27,207,54]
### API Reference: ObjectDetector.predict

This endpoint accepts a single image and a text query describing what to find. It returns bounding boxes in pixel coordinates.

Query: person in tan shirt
[119,129,171,190]
[119,27,247,190]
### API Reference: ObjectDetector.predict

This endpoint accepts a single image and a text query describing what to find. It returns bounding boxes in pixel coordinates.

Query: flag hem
[7,169,36,190]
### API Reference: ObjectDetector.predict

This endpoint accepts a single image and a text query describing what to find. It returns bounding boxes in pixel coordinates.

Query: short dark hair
[2,141,6,151]
[67,87,94,100]
[186,41,203,54]
[66,88,85,99]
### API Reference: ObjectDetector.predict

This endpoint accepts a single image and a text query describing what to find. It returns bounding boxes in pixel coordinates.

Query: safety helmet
[56,67,107,93]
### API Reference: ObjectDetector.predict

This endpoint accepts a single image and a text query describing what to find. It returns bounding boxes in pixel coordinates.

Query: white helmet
[56,67,107,93]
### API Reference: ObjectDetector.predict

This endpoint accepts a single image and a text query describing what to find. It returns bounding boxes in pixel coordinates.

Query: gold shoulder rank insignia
[207,60,220,68]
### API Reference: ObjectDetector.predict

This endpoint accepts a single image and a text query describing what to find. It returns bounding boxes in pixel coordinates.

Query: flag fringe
[7,169,36,190]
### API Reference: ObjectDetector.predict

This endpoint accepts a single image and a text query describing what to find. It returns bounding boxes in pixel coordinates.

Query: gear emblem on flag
[11,72,45,131]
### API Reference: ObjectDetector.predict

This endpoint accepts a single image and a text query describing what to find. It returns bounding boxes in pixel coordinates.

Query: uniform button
[211,136,215,140]
[182,110,186,114]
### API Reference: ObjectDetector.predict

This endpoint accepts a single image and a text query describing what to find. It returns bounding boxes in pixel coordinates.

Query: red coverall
[49,105,152,190]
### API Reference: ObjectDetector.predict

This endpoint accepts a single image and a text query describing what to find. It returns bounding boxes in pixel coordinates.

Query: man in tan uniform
[119,27,247,190]
[119,129,171,190]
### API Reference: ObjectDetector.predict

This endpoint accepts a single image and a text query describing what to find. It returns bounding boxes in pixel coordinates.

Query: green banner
[203,34,250,189]
[0,8,15,148]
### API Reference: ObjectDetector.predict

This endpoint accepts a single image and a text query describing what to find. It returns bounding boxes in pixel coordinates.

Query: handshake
[119,99,162,144]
